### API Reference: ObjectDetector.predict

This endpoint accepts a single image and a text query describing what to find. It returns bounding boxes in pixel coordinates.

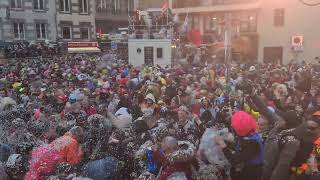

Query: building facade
[171,0,320,64]
[137,0,165,10]
[95,0,134,33]
[257,0,320,64]
[56,0,96,41]
[0,0,57,42]
[171,0,260,61]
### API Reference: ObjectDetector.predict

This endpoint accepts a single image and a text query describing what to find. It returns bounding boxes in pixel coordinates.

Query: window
[79,0,88,14]
[274,8,285,26]
[80,28,89,39]
[13,22,25,39]
[59,0,70,12]
[111,0,121,14]
[97,0,107,13]
[239,11,257,32]
[36,23,46,39]
[34,0,44,10]
[128,0,134,14]
[157,48,163,58]
[62,26,71,39]
[11,0,22,9]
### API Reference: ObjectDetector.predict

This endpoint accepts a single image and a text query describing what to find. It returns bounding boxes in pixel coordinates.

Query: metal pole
[225,12,232,82]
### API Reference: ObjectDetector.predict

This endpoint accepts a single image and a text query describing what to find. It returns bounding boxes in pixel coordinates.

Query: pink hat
[33,108,41,120]
[231,111,256,136]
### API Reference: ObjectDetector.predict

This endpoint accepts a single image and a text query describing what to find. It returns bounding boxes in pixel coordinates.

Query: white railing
[128,25,174,40]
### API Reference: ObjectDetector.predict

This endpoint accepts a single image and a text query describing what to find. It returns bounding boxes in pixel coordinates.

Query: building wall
[171,0,260,35]
[56,0,96,41]
[257,0,320,64]
[137,0,164,10]
[95,0,134,33]
[128,39,172,67]
[171,0,320,64]
[0,0,56,41]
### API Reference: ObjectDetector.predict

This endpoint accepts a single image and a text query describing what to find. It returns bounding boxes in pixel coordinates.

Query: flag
[181,14,189,33]
[188,28,202,46]
[173,13,179,23]
[96,28,102,38]
[161,1,169,13]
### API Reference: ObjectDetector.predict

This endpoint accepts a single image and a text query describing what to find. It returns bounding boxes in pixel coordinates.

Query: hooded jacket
[25,144,63,180]
[51,132,83,165]
[263,125,315,180]
[154,141,196,180]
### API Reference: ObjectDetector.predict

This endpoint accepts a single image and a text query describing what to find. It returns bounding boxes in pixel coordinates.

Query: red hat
[231,111,257,136]
[57,95,68,102]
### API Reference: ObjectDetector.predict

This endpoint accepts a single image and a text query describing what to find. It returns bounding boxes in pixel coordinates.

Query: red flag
[188,28,202,46]
[96,28,102,38]
[162,1,169,12]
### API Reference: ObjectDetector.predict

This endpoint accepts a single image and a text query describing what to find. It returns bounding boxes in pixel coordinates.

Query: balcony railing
[172,0,258,9]
[128,25,173,40]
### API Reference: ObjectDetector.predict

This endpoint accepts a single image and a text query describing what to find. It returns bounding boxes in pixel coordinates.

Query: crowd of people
[0,50,320,180]
[4,41,59,58]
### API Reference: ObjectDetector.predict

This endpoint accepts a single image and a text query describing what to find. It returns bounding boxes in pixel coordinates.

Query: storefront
[66,42,101,54]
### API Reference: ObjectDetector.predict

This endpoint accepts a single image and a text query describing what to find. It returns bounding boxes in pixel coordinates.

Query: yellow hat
[160,78,166,85]
[12,82,22,89]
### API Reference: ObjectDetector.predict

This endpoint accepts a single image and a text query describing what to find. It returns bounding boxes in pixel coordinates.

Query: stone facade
[0,0,57,42]
[56,0,96,41]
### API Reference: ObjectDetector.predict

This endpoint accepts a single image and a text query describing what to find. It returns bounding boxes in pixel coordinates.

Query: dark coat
[263,126,314,180]
[81,157,120,180]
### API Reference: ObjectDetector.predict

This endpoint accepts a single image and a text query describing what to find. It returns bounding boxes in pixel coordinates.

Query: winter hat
[113,108,133,129]
[231,111,257,136]
[249,66,256,72]
[311,111,320,124]
[69,94,77,103]
[145,93,156,103]
[0,97,17,111]
[267,106,275,113]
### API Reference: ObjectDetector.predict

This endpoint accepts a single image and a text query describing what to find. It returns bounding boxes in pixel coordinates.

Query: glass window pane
[80,28,89,39]
[11,0,16,8]
[19,23,24,34]
[36,24,41,38]
[59,0,64,10]
[18,23,24,39]
[84,0,88,13]
[40,0,44,9]
[17,0,22,8]
[63,27,71,39]
[65,0,70,11]
[14,23,18,38]
[41,24,46,38]
[157,48,163,58]
[34,0,38,9]
[79,0,83,12]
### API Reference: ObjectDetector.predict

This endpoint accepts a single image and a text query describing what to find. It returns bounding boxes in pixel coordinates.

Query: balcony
[128,25,173,40]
